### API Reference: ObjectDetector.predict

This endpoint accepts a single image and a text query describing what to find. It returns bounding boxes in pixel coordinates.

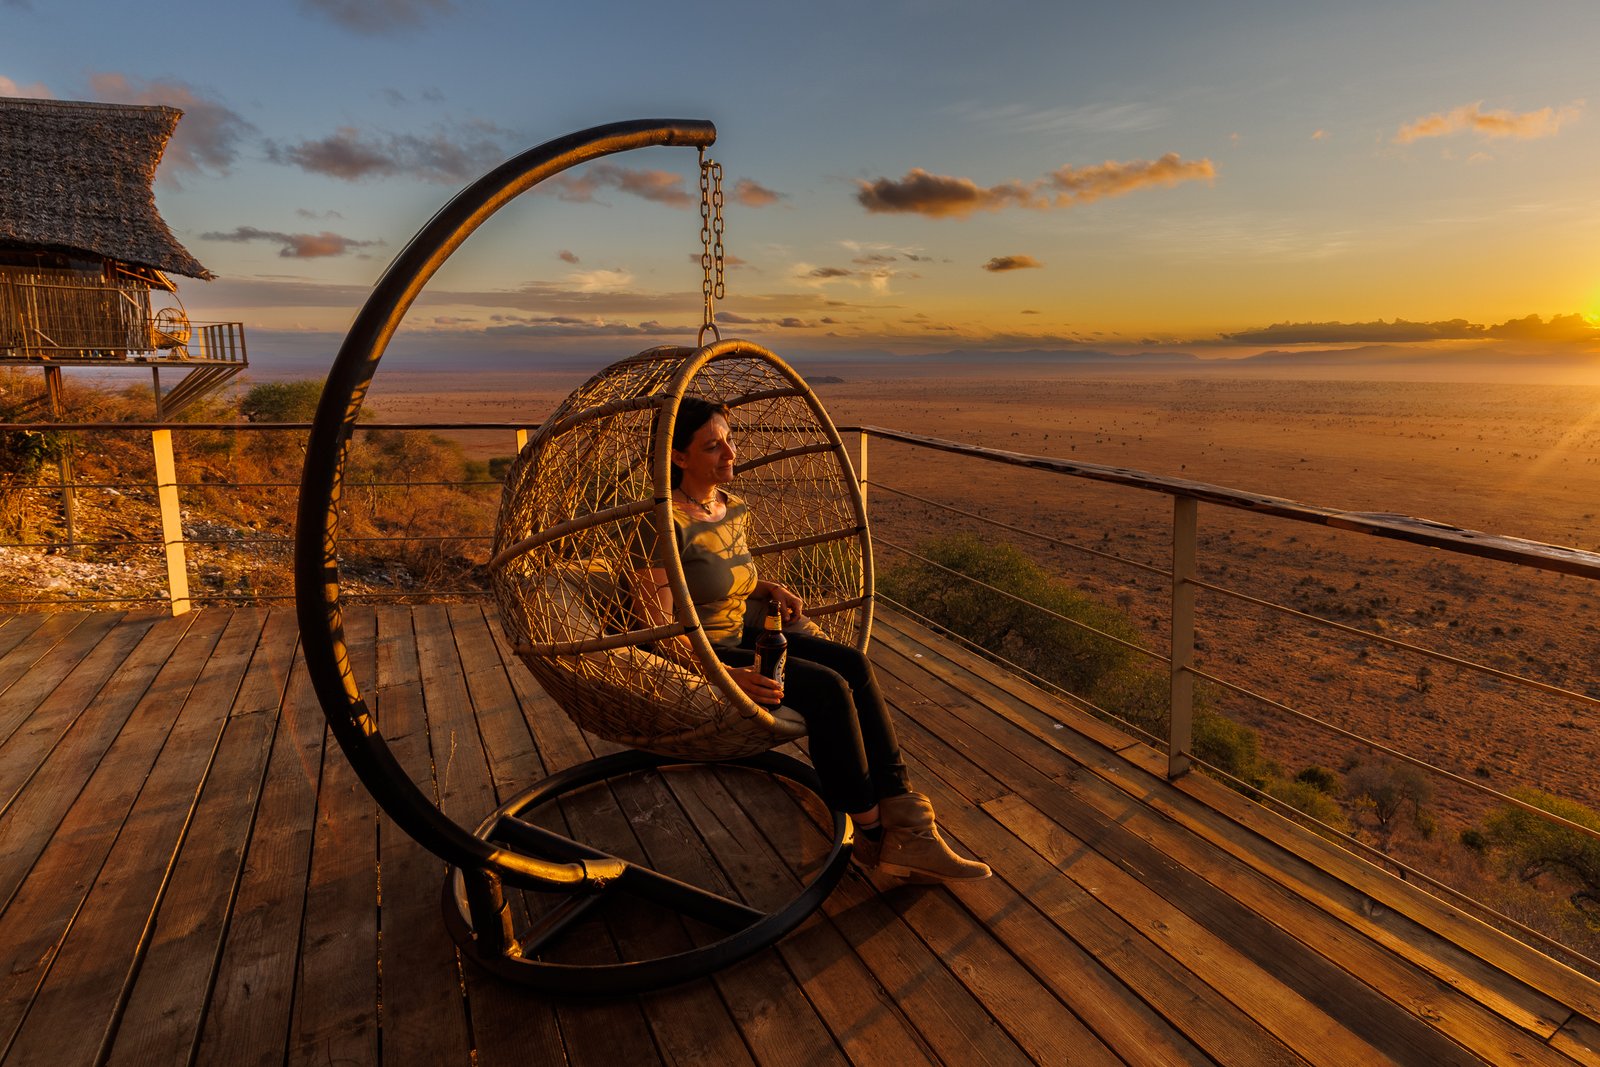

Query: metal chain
[698,149,724,345]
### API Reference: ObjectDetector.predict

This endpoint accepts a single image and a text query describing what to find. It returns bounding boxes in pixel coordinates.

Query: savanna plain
[377,359,1600,819]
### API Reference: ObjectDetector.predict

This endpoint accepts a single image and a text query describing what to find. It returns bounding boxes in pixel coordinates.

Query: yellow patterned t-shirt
[671,492,758,646]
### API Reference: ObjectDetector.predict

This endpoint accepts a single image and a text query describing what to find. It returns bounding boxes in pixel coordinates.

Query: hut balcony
[0,268,246,366]
[0,419,1598,1064]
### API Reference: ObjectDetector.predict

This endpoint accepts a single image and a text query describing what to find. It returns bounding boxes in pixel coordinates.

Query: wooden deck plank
[0,611,91,709]
[0,612,157,815]
[287,608,378,1066]
[105,609,300,1067]
[724,768,1076,1067]
[2,607,1597,1065]
[873,612,1600,1045]
[611,769,844,1067]
[0,611,49,659]
[873,621,1550,1066]
[0,609,226,1057]
[192,638,327,1067]
[881,609,1600,1017]
[666,766,936,1066]
[443,603,741,1065]
[498,625,666,1067]
[2,608,268,1066]
[0,610,121,749]
[372,604,477,1067]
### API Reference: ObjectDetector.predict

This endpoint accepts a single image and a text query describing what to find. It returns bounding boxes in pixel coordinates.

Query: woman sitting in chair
[631,396,989,883]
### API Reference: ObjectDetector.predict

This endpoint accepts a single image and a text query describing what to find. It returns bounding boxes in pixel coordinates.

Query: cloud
[1047,153,1215,205]
[1486,313,1598,341]
[808,266,853,279]
[1222,313,1600,345]
[566,268,634,292]
[266,124,508,183]
[545,163,694,207]
[295,207,345,220]
[950,100,1168,136]
[733,178,784,207]
[1394,101,1582,143]
[983,255,1043,272]
[684,252,750,268]
[87,73,255,183]
[856,168,1042,218]
[1311,129,1329,141]
[557,249,580,264]
[858,153,1213,218]
[200,225,382,258]
[0,75,50,98]
[299,0,452,34]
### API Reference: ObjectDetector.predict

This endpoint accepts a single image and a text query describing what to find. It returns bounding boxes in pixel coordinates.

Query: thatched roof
[0,97,212,279]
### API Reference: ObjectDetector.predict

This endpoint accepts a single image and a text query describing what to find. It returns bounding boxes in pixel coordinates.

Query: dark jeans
[715,630,909,814]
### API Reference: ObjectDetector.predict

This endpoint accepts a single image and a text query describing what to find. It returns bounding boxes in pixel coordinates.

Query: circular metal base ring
[443,749,852,996]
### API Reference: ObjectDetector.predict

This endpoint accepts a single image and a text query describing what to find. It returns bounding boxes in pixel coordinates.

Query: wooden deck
[1,604,1597,1066]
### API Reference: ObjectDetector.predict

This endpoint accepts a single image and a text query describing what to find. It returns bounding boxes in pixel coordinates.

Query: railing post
[858,430,869,514]
[151,429,191,616]
[1169,495,1197,778]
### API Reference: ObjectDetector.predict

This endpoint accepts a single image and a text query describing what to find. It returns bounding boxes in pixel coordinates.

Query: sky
[5,0,1600,366]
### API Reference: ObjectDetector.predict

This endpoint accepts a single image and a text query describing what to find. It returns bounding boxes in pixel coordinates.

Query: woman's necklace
[679,488,718,513]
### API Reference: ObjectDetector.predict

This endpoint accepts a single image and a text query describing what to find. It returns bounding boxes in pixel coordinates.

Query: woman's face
[672,413,737,487]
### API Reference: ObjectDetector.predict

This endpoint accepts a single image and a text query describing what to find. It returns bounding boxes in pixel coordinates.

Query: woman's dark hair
[668,396,730,488]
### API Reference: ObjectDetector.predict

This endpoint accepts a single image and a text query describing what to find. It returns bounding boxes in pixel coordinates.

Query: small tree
[239,380,324,423]
[1345,758,1432,842]
[1482,789,1600,919]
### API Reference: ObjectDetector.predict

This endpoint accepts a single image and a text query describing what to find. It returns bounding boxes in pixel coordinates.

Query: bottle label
[760,646,786,691]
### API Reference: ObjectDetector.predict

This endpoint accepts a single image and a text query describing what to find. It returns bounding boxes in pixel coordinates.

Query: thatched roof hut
[0,97,212,279]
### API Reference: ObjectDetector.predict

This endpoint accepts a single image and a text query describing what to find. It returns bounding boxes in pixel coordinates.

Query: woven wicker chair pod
[491,338,873,761]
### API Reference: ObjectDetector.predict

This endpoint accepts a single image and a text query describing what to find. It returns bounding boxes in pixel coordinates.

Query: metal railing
[853,424,1600,973]
[0,420,533,611]
[4,417,1598,968]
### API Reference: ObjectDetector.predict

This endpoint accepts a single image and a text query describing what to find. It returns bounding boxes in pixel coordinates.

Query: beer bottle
[754,598,787,703]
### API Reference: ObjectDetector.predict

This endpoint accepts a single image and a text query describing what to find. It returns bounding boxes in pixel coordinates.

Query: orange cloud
[733,178,784,206]
[547,163,694,207]
[89,72,256,183]
[858,154,1213,218]
[1394,101,1582,143]
[856,168,1042,217]
[200,225,381,258]
[0,75,51,99]
[982,255,1043,272]
[1047,153,1215,205]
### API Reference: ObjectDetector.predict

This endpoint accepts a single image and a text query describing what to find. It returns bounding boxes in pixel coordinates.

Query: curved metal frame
[293,119,851,992]
[442,750,851,996]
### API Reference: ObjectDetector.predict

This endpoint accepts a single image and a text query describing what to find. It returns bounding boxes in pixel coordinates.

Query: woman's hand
[764,583,805,624]
[728,665,784,707]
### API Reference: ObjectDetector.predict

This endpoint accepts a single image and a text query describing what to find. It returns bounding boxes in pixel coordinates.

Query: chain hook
[698,148,724,346]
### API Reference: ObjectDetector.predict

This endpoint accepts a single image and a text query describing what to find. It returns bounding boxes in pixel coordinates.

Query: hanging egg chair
[295,119,862,995]
[491,339,872,762]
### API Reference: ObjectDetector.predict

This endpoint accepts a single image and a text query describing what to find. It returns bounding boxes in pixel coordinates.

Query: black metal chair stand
[294,118,855,996]
[443,750,851,995]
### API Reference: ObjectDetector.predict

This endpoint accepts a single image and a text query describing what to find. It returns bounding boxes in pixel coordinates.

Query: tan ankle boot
[875,792,991,882]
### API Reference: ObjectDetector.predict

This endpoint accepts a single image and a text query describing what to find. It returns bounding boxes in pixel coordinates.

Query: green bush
[880,533,1140,693]
[881,532,1269,786]
[1295,765,1341,795]
[1482,789,1600,919]
[240,380,324,423]
[1265,778,1349,830]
